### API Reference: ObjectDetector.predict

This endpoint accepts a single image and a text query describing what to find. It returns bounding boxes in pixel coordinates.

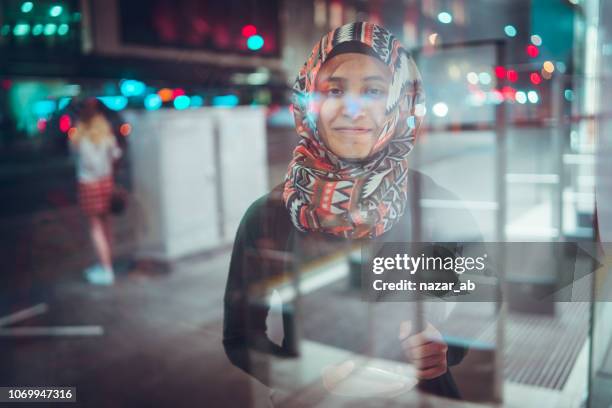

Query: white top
[73,136,122,182]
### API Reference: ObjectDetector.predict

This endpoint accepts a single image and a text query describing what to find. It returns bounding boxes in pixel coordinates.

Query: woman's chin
[331,144,372,160]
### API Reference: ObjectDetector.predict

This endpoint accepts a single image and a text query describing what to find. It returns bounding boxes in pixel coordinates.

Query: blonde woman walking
[69,99,121,285]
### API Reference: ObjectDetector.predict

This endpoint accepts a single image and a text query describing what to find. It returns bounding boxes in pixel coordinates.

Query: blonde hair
[76,113,113,145]
[75,99,113,145]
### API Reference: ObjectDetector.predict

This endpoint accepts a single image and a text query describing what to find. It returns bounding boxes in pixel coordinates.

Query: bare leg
[102,214,114,261]
[88,216,112,271]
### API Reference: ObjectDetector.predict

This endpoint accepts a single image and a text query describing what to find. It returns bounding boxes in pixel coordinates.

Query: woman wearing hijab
[70,99,122,285]
[224,22,481,403]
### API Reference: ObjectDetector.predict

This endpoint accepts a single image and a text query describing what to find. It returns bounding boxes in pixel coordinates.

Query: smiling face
[315,53,391,160]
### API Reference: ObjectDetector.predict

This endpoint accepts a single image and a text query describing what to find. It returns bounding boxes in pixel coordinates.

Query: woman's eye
[365,88,385,98]
[328,88,343,97]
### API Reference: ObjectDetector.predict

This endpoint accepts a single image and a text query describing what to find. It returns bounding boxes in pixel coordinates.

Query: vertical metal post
[493,39,507,404]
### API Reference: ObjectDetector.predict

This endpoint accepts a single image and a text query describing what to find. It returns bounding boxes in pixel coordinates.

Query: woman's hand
[398,321,448,380]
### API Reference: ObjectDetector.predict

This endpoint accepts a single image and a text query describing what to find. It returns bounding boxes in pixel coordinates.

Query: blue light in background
[504,25,517,37]
[13,23,30,36]
[437,12,452,24]
[32,24,43,36]
[57,24,69,36]
[120,79,146,97]
[33,100,57,118]
[21,2,34,13]
[173,95,191,110]
[247,35,264,51]
[58,97,71,110]
[144,94,162,110]
[190,95,204,108]
[49,5,63,17]
[44,23,57,36]
[212,95,239,107]
[97,96,128,111]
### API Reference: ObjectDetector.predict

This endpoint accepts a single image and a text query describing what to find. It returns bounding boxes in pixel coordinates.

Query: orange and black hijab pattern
[283,22,425,239]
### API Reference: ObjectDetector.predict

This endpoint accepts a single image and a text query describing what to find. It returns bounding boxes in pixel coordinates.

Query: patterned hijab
[283,22,425,239]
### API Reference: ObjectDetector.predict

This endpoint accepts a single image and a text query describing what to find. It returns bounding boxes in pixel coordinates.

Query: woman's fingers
[415,361,448,380]
[398,321,448,379]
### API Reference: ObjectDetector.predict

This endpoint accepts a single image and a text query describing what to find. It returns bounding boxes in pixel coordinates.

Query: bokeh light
[504,25,517,37]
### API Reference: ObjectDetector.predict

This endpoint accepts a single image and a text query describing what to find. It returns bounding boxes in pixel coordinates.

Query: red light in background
[526,45,539,58]
[1,79,12,90]
[119,123,132,137]
[241,24,257,37]
[530,72,542,85]
[172,88,185,98]
[506,70,518,82]
[37,119,47,132]
[501,86,516,100]
[59,114,71,133]
[494,66,506,79]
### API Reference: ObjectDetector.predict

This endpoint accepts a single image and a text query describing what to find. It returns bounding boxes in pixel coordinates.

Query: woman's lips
[333,127,372,134]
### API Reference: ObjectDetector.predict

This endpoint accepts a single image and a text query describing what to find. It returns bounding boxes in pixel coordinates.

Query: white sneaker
[84,265,115,286]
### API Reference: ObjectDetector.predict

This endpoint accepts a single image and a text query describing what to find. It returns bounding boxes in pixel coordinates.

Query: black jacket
[223,170,483,401]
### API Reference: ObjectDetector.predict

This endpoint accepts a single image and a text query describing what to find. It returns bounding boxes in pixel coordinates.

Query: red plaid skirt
[78,177,114,216]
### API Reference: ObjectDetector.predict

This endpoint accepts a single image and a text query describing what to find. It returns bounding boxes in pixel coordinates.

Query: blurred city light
[432,102,449,117]
[57,24,69,36]
[504,25,517,37]
[33,100,56,118]
[173,95,190,110]
[58,97,71,110]
[157,88,173,102]
[120,80,146,97]
[564,89,574,101]
[241,24,257,37]
[494,66,506,79]
[527,90,539,103]
[507,69,518,82]
[526,44,539,58]
[530,34,542,46]
[119,123,132,137]
[190,95,204,108]
[172,88,186,98]
[466,72,479,84]
[247,71,270,85]
[144,94,162,110]
[501,86,516,100]
[13,23,30,37]
[543,61,555,73]
[37,118,47,132]
[32,24,43,36]
[515,91,527,104]
[479,72,492,85]
[49,5,63,17]
[247,35,264,51]
[59,114,71,132]
[437,12,452,24]
[489,89,504,104]
[530,72,542,85]
[44,24,57,36]
[428,33,438,45]
[212,95,239,107]
[21,2,34,13]
[557,61,567,73]
[97,96,128,111]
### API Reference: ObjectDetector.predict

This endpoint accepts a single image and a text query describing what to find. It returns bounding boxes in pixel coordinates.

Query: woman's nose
[342,95,366,118]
